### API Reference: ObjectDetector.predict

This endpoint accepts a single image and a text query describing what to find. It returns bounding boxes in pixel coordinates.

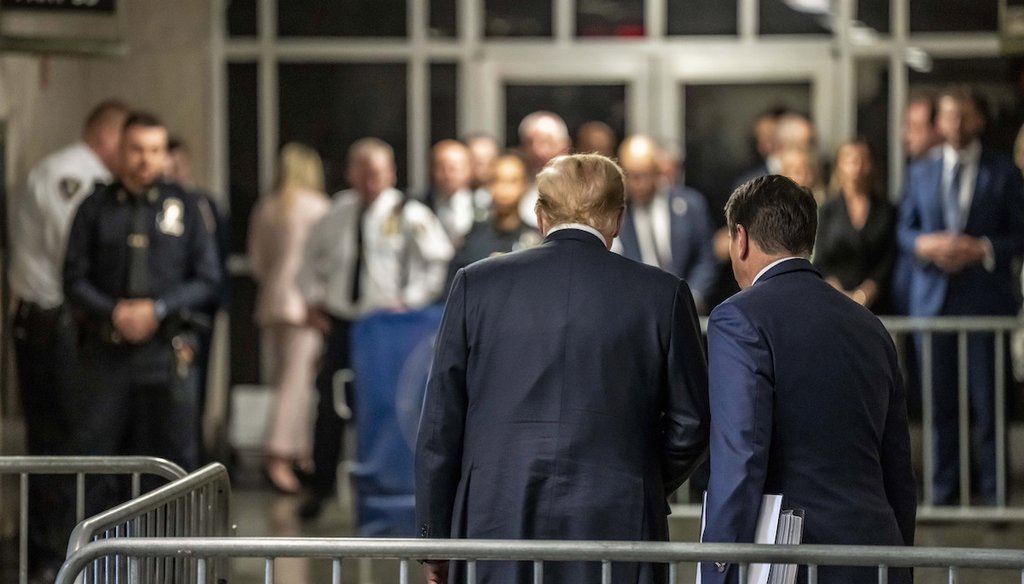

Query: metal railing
[54,538,1024,584]
[0,456,187,584]
[683,315,1024,522]
[65,462,233,584]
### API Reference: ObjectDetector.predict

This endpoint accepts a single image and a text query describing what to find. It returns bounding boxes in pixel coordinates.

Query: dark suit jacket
[896,148,1024,317]
[617,186,718,307]
[416,228,709,584]
[701,259,916,584]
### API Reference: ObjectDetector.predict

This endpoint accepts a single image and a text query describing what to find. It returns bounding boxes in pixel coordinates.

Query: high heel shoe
[264,456,301,494]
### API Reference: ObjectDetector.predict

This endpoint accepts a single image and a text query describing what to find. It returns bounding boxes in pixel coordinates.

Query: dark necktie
[943,159,963,233]
[126,196,151,297]
[350,209,364,304]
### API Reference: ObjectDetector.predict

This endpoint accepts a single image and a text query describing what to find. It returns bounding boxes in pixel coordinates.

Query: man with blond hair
[415,154,709,584]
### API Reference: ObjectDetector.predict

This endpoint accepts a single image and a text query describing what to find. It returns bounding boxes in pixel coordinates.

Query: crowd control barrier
[54,537,1024,584]
[64,462,233,584]
[0,456,187,584]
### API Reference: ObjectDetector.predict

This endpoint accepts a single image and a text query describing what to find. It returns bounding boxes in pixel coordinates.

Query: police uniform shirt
[434,188,476,243]
[63,181,222,321]
[298,188,454,320]
[445,220,542,289]
[9,142,111,308]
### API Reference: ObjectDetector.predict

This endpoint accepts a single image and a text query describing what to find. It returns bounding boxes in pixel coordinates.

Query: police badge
[158,198,185,236]
[59,177,82,200]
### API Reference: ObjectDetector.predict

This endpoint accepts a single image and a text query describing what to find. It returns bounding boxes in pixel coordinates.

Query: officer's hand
[128,299,160,342]
[421,560,449,584]
[307,306,332,334]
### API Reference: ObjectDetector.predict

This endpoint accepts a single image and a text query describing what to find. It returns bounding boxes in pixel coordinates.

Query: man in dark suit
[416,154,709,584]
[701,175,916,584]
[615,134,717,313]
[897,85,1024,505]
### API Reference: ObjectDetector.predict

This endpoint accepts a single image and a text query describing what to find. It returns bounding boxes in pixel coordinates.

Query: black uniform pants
[11,301,80,570]
[75,336,200,514]
[310,317,354,496]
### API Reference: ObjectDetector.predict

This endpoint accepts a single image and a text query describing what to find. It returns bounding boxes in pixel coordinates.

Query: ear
[536,210,547,236]
[735,224,750,261]
[610,206,625,239]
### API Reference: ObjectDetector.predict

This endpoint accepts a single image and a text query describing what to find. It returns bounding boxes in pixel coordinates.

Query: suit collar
[544,226,607,248]
[752,257,819,286]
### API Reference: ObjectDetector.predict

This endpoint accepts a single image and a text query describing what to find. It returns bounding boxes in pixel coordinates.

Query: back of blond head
[271,142,325,216]
[535,154,625,234]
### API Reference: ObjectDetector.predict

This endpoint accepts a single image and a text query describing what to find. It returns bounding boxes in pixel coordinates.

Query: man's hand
[112,299,160,343]
[306,306,332,334]
[915,233,985,274]
[421,560,449,584]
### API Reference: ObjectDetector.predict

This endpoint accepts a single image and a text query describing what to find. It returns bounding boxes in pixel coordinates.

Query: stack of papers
[697,493,805,584]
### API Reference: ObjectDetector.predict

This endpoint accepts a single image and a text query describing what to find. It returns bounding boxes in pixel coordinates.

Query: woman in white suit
[248,143,330,493]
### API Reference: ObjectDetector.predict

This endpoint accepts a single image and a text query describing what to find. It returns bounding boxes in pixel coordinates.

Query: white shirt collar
[943,139,981,167]
[548,223,607,246]
[752,256,804,286]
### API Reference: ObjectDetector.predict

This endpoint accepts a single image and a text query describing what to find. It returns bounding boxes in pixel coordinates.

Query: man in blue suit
[615,135,718,313]
[416,154,710,584]
[701,175,916,584]
[897,85,1024,505]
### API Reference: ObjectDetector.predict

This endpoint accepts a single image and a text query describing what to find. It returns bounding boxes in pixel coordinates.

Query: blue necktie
[943,159,963,233]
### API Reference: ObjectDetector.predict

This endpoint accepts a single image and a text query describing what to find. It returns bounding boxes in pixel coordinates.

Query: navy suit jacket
[416,228,709,583]
[896,148,1024,317]
[617,186,718,306]
[701,259,916,584]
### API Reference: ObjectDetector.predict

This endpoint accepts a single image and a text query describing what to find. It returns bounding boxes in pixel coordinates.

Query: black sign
[0,0,115,13]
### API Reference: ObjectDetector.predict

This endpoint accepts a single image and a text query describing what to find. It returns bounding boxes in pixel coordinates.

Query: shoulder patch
[59,177,82,200]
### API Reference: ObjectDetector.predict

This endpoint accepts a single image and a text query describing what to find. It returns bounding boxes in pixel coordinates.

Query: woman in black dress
[813,139,896,313]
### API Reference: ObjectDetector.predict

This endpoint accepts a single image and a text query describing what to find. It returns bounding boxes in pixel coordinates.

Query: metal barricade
[675,315,1024,522]
[54,538,1024,584]
[0,456,187,584]
[64,462,233,584]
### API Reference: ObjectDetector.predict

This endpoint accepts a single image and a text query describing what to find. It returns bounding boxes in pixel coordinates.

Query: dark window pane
[683,82,811,225]
[576,0,644,37]
[226,0,257,37]
[229,275,261,385]
[855,60,891,195]
[668,0,737,36]
[227,62,258,255]
[909,58,1024,154]
[858,0,888,33]
[760,0,831,35]
[278,0,407,37]
[227,62,260,386]
[486,0,553,37]
[910,0,997,32]
[279,63,409,191]
[504,85,626,149]
[431,63,459,146]
[430,0,457,37]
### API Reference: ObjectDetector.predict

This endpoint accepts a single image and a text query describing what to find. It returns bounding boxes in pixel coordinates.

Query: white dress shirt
[752,256,804,286]
[547,223,606,246]
[9,142,111,308]
[434,188,476,242]
[630,189,674,269]
[942,140,982,233]
[519,186,539,227]
[298,188,454,320]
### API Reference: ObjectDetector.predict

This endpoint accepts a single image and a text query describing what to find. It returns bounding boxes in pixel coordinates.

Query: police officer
[63,112,221,479]
[297,137,453,519]
[8,98,129,581]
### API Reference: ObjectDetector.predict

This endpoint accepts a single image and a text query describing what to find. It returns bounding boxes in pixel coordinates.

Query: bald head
[431,139,472,198]
[774,113,816,152]
[83,99,131,174]
[575,121,616,157]
[519,111,571,174]
[618,134,663,205]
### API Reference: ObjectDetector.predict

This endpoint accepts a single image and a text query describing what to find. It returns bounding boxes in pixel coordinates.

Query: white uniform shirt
[298,188,454,320]
[434,188,476,242]
[9,142,111,308]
